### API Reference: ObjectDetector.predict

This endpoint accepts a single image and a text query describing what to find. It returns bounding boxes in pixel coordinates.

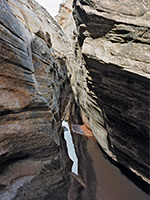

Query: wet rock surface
[61,0,150,185]
[0,0,73,199]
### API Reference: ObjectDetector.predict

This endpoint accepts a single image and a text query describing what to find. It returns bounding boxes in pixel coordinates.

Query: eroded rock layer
[0,0,73,199]
[0,0,150,198]
[59,0,150,184]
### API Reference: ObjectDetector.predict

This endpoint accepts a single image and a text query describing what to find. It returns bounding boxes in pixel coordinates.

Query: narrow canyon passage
[63,122,149,200]
[0,0,149,199]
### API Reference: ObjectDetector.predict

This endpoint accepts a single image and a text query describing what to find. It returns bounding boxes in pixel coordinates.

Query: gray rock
[59,0,150,185]
[0,0,73,199]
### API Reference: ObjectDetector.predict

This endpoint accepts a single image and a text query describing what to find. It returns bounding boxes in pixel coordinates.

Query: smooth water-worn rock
[58,0,150,185]
[0,0,73,199]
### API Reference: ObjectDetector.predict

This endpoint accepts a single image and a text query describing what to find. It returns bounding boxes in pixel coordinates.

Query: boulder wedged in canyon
[58,0,150,185]
[0,0,74,199]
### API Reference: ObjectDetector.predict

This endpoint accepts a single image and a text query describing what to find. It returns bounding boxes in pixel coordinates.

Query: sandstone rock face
[61,0,150,184]
[56,0,76,44]
[0,0,72,199]
[1,0,150,198]
[56,0,73,28]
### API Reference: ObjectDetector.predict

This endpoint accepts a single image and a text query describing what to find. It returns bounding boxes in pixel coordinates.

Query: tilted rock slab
[59,0,150,184]
[0,0,73,199]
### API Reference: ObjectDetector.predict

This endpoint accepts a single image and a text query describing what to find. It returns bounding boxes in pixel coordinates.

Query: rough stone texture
[56,0,73,28]
[56,0,76,46]
[1,0,150,198]
[0,0,73,199]
[59,0,150,184]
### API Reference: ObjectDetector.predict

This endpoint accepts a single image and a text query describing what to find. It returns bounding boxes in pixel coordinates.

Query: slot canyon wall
[57,0,150,185]
[0,0,74,199]
[0,0,150,199]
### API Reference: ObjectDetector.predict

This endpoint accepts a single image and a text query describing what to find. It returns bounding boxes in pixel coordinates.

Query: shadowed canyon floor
[70,127,149,200]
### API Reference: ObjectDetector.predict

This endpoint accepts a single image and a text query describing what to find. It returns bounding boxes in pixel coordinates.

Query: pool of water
[63,121,149,200]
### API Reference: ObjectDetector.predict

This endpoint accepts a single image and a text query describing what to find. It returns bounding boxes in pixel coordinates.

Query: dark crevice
[0,153,30,174]
[0,105,50,119]
[133,39,150,45]
[114,29,130,35]
[0,109,13,116]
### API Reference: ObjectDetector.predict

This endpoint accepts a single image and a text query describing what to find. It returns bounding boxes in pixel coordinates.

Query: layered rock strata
[58,0,150,185]
[0,0,150,198]
[0,0,73,199]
